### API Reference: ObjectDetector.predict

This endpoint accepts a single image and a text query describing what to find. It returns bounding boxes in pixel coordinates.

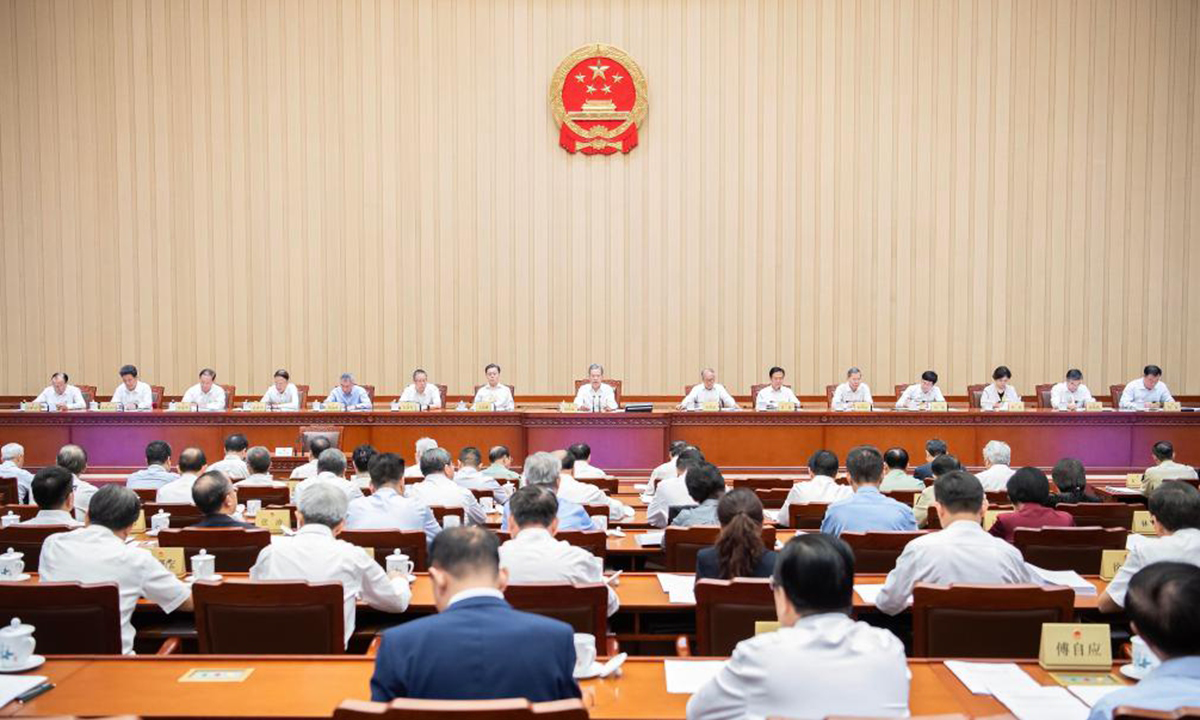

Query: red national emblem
[549,44,648,155]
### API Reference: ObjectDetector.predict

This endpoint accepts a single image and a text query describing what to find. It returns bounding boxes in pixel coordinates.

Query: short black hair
[119,364,138,378]
[768,366,785,378]
[274,369,290,380]
[675,447,705,471]
[992,365,1012,380]
[685,463,726,503]
[31,466,73,510]
[488,445,511,463]
[367,452,404,488]
[199,368,216,380]
[884,447,909,470]
[509,484,558,528]
[459,446,482,467]
[668,441,688,458]
[429,526,500,578]
[307,436,332,457]
[931,453,962,478]
[1144,364,1163,377]
[88,485,142,531]
[223,434,248,453]
[773,534,856,615]
[484,363,501,374]
[934,470,984,514]
[1006,466,1051,505]
[1153,441,1175,461]
[145,441,172,466]
[921,370,938,384]
[1065,368,1083,381]
[1126,562,1200,658]
[560,452,576,471]
[50,372,68,383]
[807,450,839,478]
[1147,481,1200,532]
[846,446,884,484]
[568,443,591,461]
[352,444,377,472]
[192,470,232,515]
[247,446,272,474]
[925,438,948,457]
[178,448,207,473]
[1050,457,1087,493]
[412,368,427,380]
[56,445,88,475]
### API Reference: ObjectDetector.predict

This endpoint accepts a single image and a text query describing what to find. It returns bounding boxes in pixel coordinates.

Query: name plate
[1085,401,1104,412]
[700,401,720,412]
[754,621,781,635]
[1125,473,1143,489]
[983,509,1002,531]
[777,401,796,412]
[473,402,495,412]
[852,402,872,412]
[558,401,579,413]
[150,547,186,577]
[130,510,147,534]
[1004,401,1026,412]
[274,447,294,457]
[1099,549,1129,581]
[244,402,268,412]
[98,402,120,411]
[168,402,195,412]
[1039,623,1112,671]
[321,402,345,412]
[254,509,292,534]
[19,402,45,412]
[179,668,255,683]
[1132,510,1155,535]
[928,402,948,412]
[1164,401,1182,412]
[395,402,420,412]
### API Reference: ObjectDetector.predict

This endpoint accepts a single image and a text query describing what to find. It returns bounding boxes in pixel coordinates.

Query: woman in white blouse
[980,365,1021,410]
[261,369,300,410]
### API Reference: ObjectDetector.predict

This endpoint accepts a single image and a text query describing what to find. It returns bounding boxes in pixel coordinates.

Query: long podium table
[2,408,1197,471]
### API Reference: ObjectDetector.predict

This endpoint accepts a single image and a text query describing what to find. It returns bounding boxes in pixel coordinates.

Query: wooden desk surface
[3,656,1131,719]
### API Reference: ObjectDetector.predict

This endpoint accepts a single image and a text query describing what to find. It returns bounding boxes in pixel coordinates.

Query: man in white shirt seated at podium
[473,363,515,411]
[111,364,153,411]
[830,367,873,411]
[399,369,442,409]
[33,373,86,411]
[326,373,372,410]
[260,369,300,410]
[574,364,618,411]
[181,368,227,411]
[679,368,738,410]
[895,370,945,410]
[1050,368,1094,410]
[755,366,800,410]
[1120,365,1176,410]
[979,365,1021,410]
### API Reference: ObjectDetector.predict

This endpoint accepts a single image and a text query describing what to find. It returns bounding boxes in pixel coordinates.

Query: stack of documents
[1026,565,1098,595]
[656,573,696,604]
[943,661,1091,720]
[663,660,724,694]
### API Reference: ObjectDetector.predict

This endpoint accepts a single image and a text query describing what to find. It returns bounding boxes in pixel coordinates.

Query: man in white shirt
[346,452,441,543]
[40,485,193,653]
[398,368,442,409]
[687,534,909,720]
[1142,441,1199,495]
[155,448,206,504]
[1050,368,1094,411]
[21,466,83,527]
[830,367,873,411]
[979,365,1021,410]
[181,368,227,411]
[473,363,515,411]
[679,368,739,410]
[260,369,300,410]
[975,440,1015,491]
[482,445,522,482]
[755,366,800,410]
[1099,481,1200,613]
[33,372,86,410]
[235,446,286,487]
[295,448,364,505]
[407,447,486,525]
[778,450,852,527]
[573,363,619,412]
[0,443,35,504]
[1120,364,1176,410]
[559,452,632,523]
[111,364,153,410]
[568,443,607,480]
[126,441,179,490]
[249,482,411,648]
[350,444,377,490]
[289,436,332,480]
[453,446,510,504]
[895,370,945,410]
[876,470,1034,615]
[403,437,438,480]
[55,444,98,521]
[647,448,706,528]
[500,484,617,616]
[645,441,690,496]
[206,434,250,480]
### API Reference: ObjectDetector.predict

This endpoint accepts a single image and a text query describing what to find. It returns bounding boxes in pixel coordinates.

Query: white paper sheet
[1026,564,1098,595]
[0,676,49,707]
[635,530,664,547]
[853,583,909,607]
[1068,685,1122,708]
[656,573,697,604]
[762,509,780,523]
[1101,486,1143,495]
[663,660,725,694]
[943,660,1041,695]
[993,686,1090,720]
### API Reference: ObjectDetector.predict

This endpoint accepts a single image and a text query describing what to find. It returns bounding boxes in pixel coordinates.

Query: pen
[16,682,54,704]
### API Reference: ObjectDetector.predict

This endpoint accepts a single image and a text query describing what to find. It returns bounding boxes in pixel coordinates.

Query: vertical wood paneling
[1,0,1197,397]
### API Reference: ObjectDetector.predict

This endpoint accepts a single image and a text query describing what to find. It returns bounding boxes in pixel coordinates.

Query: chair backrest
[985,490,1010,506]
[333,698,589,720]
[1035,383,1054,409]
[573,378,624,405]
[192,580,345,654]
[295,384,310,409]
[504,583,608,637]
[912,583,1075,657]
[0,582,123,653]
[130,487,158,503]
[840,531,928,573]
[1110,384,1123,408]
[0,477,20,505]
[1056,502,1142,531]
[788,502,830,530]
[234,485,290,506]
[429,505,465,527]
[298,425,344,452]
[0,524,74,571]
[339,529,429,571]
[143,502,204,528]
[435,384,449,405]
[156,527,272,572]
[150,384,165,409]
[576,476,618,494]
[730,477,792,490]
[556,530,609,559]
[967,383,986,409]
[694,578,775,655]
[1,504,38,521]
[825,384,836,405]
[752,487,789,509]
[581,503,611,521]
[219,384,237,409]
[883,489,921,506]
[663,525,776,572]
[1013,526,1129,573]
[360,384,376,403]
[77,384,97,405]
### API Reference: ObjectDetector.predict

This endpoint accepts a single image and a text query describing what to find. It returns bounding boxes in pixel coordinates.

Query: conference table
[1,407,1196,472]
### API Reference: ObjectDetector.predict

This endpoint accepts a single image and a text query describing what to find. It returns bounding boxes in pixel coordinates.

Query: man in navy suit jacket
[370,526,580,702]
[190,471,255,529]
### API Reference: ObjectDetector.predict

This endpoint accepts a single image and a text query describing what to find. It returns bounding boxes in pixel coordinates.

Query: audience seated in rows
[407,447,486,525]
[777,450,851,528]
[156,448,206,504]
[125,441,179,490]
[295,448,364,504]
[21,465,82,527]
[236,446,285,487]
[879,447,922,491]
[695,489,777,581]
[345,452,441,543]
[1142,441,1198,495]
[482,444,521,481]
[671,463,726,527]
[206,434,250,481]
[913,454,962,527]
[191,471,254,528]
[975,440,1015,491]
[558,450,630,521]
[1048,456,1099,504]
[647,447,706,528]
[988,466,1075,543]
[453,446,510,503]
[820,446,916,536]
[501,452,596,532]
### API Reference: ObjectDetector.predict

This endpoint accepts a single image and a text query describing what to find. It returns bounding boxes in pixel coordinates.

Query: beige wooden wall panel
[0,0,1197,398]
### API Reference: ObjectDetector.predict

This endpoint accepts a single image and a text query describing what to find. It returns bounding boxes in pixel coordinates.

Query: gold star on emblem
[585,84,596,94]
[574,73,586,83]
[588,60,610,79]
[612,74,624,83]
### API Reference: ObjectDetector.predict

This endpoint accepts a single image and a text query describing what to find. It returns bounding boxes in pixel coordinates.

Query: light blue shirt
[672,498,721,527]
[326,385,372,410]
[820,486,917,536]
[345,487,442,544]
[1088,656,1200,720]
[501,496,597,533]
[126,464,180,490]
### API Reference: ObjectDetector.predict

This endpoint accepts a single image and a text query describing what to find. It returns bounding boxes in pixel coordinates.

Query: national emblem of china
[549,44,648,155]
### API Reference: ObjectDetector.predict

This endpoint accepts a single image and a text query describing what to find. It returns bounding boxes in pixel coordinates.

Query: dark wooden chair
[1036,383,1054,409]
[77,384,97,406]
[1,504,38,521]
[130,487,158,503]
[0,476,19,505]
[840,531,928,573]
[884,489,922,506]
[911,583,1075,658]
[663,525,776,572]
[1013,526,1129,574]
[295,384,310,409]
[1110,384,1124,409]
[339,529,429,571]
[298,425,344,452]
[788,502,831,530]
[219,384,237,410]
[156,527,272,572]
[573,378,624,406]
[143,502,204,528]
[985,490,1010,506]
[333,698,589,720]
[691,578,775,656]
[894,383,909,399]
[576,476,619,494]
[825,384,836,406]
[192,580,346,654]
[150,384,165,409]
[434,383,449,406]
[967,383,986,409]
[429,505,466,527]
[504,582,609,638]
[234,485,290,506]
[360,384,376,404]
[0,582,124,653]
[0,524,74,571]
[1056,502,1143,531]
[752,487,789,509]
[731,477,792,490]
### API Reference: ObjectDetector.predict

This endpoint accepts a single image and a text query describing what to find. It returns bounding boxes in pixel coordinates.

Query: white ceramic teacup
[0,618,35,669]
[191,549,216,579]
[0,548,24,579]
[442,514,461,529]
[246,499,262,516]
[386,550,415,576]
[1130,635,1162,677]
[0,513,19,528]
[151,511,171,531]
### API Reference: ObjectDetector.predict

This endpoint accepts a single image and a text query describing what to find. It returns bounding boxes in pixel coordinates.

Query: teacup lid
[390,549,406,556]
[0,617,32,636]
[0,548,21,560]
[195,548,211,558]
[153,510,170,517]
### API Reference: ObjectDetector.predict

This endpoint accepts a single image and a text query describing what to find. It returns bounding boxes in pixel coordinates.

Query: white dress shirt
[777,477,853,527]
[345,486,442,543]
[557,474,630,522]
[289,459,319,480]
[980,383,1021,410]
[126,464,178,490]
[876,519,1035,615]
[207,453,249,480]
[831,382,873,411]
[406,474,486,525]
[1050,382,1094,410]
[295,471,365,505]
[453,466,511,504]
[20,509,83,527]
[975,464,1015,492]
[472,383,515,411]
[572,460,607,480]
[70,475,98,521]
[681,383,738,410]
[755,385,800,411]
[235,473,286,488]
[895,384,945,409]
[1120,378,1175,409]
[0,462,35,504]
[155,473,198,504]
[249,523,411,647]
[574,383,618,411]
[260,383,300,410]
[686,612,909,720]
[399,383,442,409]
[181,383,227,411]
[499,527,618,616]
[40,525,191,654]
[34,384,86,410]
[647,473,696,528]
[646,459,678,495]
[111,381,153,410]
[401,464,424,480]
[1105,528,1200,607]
